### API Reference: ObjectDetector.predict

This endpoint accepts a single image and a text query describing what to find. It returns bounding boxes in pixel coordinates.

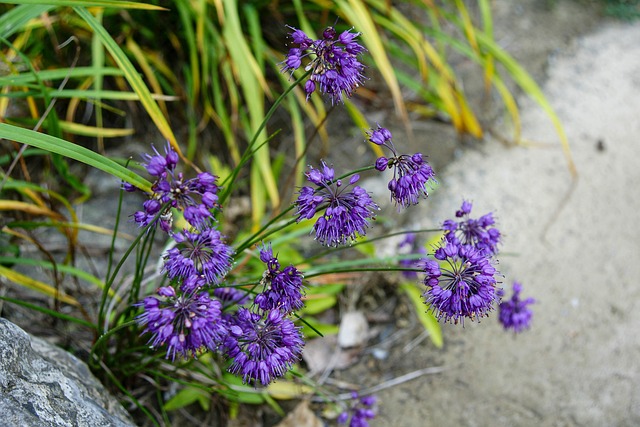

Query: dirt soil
[329,2,640,427]
[3,1,639,426]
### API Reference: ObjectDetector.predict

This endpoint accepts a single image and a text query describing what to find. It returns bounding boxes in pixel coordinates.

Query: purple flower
[397,233,426,280]
[294,161,378,246]
[421,239,499,324]
[281,26,366,104]
[136,286,226,360]
[130,143,221,231]
[163,227,234,286]
[442,200,501,255]
[367,125,436,209]
[255,244,305,313]
[498,282,535,333]
[338,392,378,427]
[223,308,304,386]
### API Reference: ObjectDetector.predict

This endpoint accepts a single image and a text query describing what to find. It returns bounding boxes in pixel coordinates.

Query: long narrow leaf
[0,4,53,39]
[0,265,80,306]
[0,123,151,191]
[0,295,95,328]
[472,30,576,176]
[3,0,166,10]
[337,0,408,121]
[400,283,443,348]
[0,67,124,86]
[0,256,116,298]
[73,6,181,157]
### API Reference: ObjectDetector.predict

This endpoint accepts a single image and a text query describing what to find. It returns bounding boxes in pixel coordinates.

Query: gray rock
[0,318,136,427]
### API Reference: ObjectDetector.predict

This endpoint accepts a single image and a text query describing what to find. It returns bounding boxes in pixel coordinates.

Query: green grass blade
[73,6,181,156]
[0,265,80,306]
[222,0,279,225]
[400,283,443,348]
[337,0,408,121]
[2,0,166,10]
[472,30,576,176]
[0,295,95,329]
[0,4,53,39]
[0,123,151,191]
[0,67,124,86]
[0,256,116,298]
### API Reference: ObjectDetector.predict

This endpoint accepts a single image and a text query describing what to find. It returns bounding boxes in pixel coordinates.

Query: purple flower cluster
[135,285,226,361]
[338,393,378,427]
[295,161,378,246]
[498,282,535,333]
[255,244,305,313]
[282,26,366,103]
[163,228,234,286]
[443,200,501,254]
[367,125,436,209]
[127,142,220,231]
[223,308,304,386]
[421,239,499,324]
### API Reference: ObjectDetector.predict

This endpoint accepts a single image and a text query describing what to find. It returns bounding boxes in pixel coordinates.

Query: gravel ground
[369,14,640,427]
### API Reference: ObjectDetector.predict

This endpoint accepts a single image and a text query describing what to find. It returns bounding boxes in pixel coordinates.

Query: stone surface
[0,318,135,427]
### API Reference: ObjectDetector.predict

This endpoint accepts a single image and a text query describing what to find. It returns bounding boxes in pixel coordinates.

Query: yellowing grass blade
[338,0,408,121]
[0,123,152,192]
[455,91,483,138]
[474,31,576,177]
[58,121,135,137]
[0,200,65,220]
[492,75,521,143]
[454,0,479,53]
[266,381,313,400]
[126,36,169,118]
[0,265,80,307]
[400,283,443,348]
[3,0,166,10]
[74,6,181,157]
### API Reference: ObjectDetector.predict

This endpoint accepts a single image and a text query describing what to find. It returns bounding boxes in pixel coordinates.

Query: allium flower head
[294,161,378,247]
[442,200,501,255]
[338,392,378,427]
[281,25,366,104]
[163,227,234,286]
[136,286,226,360]
[255,244,305,313]
[367,125,436,209]
[422,239,499,324]
[498,282,535,333]
[131,142,221,231]
[224,308,304,386]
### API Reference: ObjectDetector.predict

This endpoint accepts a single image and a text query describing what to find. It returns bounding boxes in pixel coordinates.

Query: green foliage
[603,0,640,20]
[0,1,549,424]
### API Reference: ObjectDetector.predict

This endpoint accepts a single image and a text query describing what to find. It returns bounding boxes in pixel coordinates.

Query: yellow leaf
[266,381,314,400]
[0,265,80,307]
[0,200,64,220]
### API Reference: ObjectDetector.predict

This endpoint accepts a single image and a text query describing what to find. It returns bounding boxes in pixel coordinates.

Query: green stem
[234,204,297,253]
[306,227,441,263]
[98,206,163,331]
[219,70,312,205]
[89,320,136,367]
[336,164,377,182]
[304,266,423,279]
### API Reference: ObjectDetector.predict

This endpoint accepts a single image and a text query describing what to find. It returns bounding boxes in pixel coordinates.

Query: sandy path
[373,20,640,427]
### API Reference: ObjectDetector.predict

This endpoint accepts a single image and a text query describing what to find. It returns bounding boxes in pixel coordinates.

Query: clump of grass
[1,2,543,425]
